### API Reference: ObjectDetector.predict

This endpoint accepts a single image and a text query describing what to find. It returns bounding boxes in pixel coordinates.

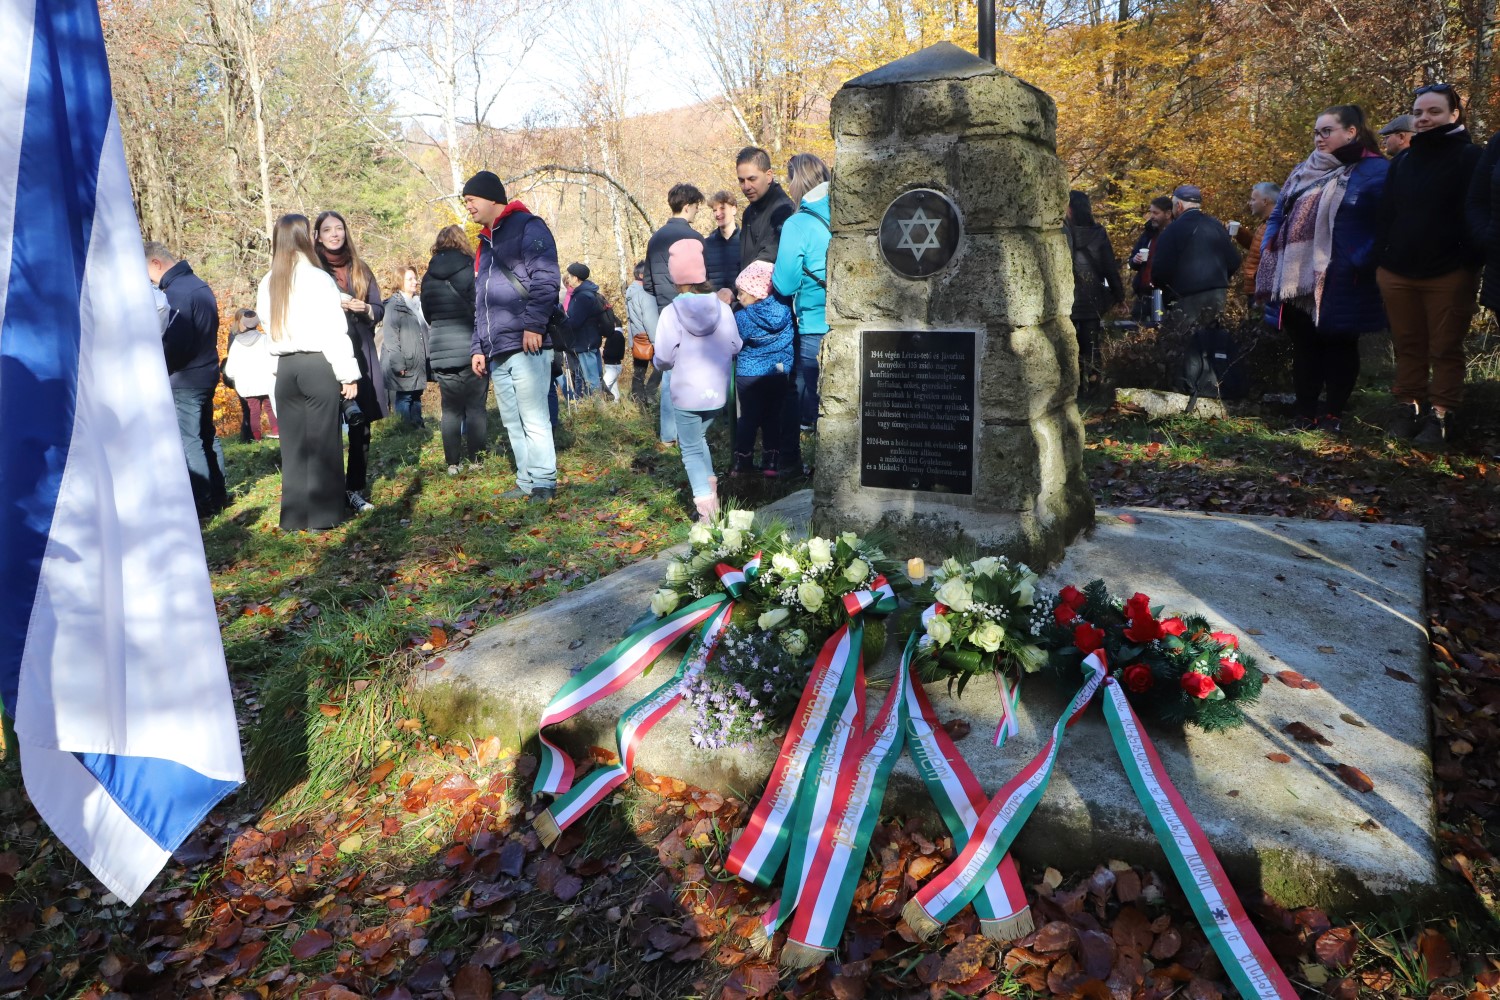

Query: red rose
[1216,658,1245,685]
[1124,616,1163,644]
[1073,622,1106,654]
[1124,592,1153,619]
[1160,617,1187,637]
[1060,585,1087,610]
[1122,663,1154,693]
[1211,631,1239,650]
[1180,671,1218,699]
[1053,603,1079,626]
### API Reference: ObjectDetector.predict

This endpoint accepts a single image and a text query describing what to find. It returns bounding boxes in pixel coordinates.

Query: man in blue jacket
[464,170,561,502]
[145,241,226,519]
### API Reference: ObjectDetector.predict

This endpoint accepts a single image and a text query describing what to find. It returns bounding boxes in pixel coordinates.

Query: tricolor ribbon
[727,575,898,889]
[903,651,1108,936]
[533,557,761,843]
[1102,681,1298,1000]
[535,602,734,845]
[917,602,1021,748]
[903,656,1033,942]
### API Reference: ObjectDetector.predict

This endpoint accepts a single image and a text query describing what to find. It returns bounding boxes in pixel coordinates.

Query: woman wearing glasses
[1375,83,1483,447]
[1256,105,1388,434]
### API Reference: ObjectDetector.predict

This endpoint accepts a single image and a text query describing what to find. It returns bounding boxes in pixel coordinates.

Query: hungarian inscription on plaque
[859,329,977,494]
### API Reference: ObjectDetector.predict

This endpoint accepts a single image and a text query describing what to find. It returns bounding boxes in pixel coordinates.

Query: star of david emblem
[895,208,943,261]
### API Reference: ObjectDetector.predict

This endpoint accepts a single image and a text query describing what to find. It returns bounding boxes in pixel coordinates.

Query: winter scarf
[1256,144,1363,322]
[319,243,354,295]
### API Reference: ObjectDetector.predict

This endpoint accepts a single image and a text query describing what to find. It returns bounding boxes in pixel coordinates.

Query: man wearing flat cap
[1150,184,1242,332]
[1380,115,1415,158]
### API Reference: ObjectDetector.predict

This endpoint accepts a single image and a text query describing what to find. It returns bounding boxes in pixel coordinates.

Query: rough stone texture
[816,42,1091,568]
[1115,387,1229,420]
[419,491,1441,910]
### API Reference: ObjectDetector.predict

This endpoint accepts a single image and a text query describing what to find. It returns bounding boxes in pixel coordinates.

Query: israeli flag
[0,0,244,903]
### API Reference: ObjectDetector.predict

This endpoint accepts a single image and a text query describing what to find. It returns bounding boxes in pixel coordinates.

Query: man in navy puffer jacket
[464,170,561,502]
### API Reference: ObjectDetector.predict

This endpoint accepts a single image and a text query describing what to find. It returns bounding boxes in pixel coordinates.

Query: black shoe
[1315,414,1344,435]
[1412,410,1452,448]
[528,487,556,503]
[499,487,528,500]
[346,490,374,513]
[1386,401,1421,439]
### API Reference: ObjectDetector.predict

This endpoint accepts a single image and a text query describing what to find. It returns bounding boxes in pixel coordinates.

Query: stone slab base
[417,491,1441,909]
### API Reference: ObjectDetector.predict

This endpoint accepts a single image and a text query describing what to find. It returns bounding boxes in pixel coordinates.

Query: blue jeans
[658,368,676,443]
[796,333,823,429]
[675,408,718,497]
[172,386,226,516]
[573,349,603,396]
[392,389,424,426]
[490,349,557,492]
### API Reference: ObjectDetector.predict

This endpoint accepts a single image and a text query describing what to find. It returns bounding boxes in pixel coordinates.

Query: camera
[340,397,366,427]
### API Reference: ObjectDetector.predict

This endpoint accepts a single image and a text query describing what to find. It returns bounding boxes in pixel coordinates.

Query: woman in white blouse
[256,214,360,530]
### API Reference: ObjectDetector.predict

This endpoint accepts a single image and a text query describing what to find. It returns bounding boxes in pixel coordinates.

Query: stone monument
[812,41,1093,568]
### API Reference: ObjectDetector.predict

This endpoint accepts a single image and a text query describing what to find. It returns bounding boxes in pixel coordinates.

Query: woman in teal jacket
[772,154,831,472]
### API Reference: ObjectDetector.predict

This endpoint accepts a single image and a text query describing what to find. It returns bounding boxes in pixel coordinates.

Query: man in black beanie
[464,169,562,502]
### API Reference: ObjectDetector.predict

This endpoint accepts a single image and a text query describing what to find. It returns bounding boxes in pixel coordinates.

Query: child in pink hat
[653,239,742,520]
[731,262,794,476]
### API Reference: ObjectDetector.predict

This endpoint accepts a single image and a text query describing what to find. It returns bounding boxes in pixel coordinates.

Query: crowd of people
[1074,83,1495,447]
[146,83,1496,532]
[146,145,831,530]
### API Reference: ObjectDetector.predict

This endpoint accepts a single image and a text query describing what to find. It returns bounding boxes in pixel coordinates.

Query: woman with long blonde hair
[314,210,386,511]
[256,213,361,531]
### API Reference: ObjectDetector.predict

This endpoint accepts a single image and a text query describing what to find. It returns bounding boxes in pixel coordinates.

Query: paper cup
[1227,221,1241,236]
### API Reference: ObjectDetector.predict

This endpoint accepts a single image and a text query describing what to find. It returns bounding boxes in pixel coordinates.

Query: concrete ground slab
[417,491,1439,909]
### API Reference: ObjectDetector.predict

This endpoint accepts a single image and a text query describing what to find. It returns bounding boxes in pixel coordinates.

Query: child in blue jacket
[731,261,794,476]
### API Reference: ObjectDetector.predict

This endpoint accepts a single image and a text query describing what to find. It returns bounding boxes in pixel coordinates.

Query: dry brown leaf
[1384,666,1416,683]
[452,963,493,1000]
[1314,927,1356,969]
[1275,670,1321,690]
[1415,928,1459,978]
[290,929,333,961]
[1284,722,1332,746]
[1033,921,1077,954]
[369,760,396,785]
[1338,713,1366,728]
[429,626,449,650]
[1333,764,1374,793]
[1265,752,1292,763]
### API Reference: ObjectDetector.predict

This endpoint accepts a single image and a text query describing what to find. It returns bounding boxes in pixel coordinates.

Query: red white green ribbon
[536,602,734,845]
[727,575,898,888]
[1102,680,1298,1000]
[903,656,1033,941]
[776,631,913,966]
[904,652,1108,935]
[993,673,1021,747]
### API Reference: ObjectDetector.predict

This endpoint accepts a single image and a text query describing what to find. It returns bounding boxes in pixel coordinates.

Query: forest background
[103,0,1500,312]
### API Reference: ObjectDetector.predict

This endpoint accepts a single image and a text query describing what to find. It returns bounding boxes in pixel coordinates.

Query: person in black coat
[1379,84,1484,446]
[422,225,486,473]
[561,263,606,398]
[314,210,385,512]
[1150,185,1241,332]
[145,241,227,518]
[1066,191,1125,396]
[1126,196,1172,324]
[736,147,796,269]
[383,266,429,428]
[704,191,742,293]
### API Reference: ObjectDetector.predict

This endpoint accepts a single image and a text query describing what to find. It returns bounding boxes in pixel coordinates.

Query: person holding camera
[257,214,361,532]
[314,210,386,513]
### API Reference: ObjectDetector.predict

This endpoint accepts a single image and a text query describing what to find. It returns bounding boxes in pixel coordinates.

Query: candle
[907,557,926,582]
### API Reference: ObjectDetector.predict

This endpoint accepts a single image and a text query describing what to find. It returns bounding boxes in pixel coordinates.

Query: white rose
[926,614,953,646]
[722,527,744,552]
[807,537,833,565]
[1016,644,1048,673]
[934,577,974,613]
[843,558,870,584]
[688,551,714,574]
[971,556,1001,577]
[970,621,1005,652]
[781,629,809,656]
[797,580,825,612]
[758,608,790,630]
[838,532,859,548]
[689,523,713,546]
[1013,573,1037,607]
[650,589,680,616]
[664,561,689,584]
[772,553,801,578]
[941,557,963,578]
[728,509,755,530]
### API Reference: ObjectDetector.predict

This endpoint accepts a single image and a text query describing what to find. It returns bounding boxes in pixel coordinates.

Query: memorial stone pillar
[812,41,1094,568]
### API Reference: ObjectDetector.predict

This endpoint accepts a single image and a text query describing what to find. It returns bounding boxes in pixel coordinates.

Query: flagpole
[978,0,996,63]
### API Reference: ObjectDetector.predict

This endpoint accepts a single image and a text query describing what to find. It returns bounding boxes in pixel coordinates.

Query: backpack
[1179,322,1248,407]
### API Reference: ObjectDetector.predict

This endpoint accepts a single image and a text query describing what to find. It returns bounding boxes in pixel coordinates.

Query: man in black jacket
[642,184,705,443]
[704,190,742,296]
[737,147,795,270]
[145,241,226,518]
[1150,185,1241,333]
[561,262,606,398]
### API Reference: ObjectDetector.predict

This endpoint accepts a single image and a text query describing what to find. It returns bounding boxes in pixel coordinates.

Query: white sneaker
[447,465,461,476]
[346,490,375,513]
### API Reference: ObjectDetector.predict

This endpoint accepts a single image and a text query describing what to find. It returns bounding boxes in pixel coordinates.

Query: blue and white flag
[0,0,244,903]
